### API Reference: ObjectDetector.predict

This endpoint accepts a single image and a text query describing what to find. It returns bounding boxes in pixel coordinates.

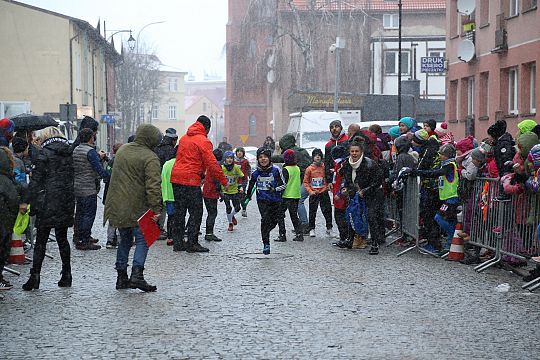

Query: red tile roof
[279,0,445,12]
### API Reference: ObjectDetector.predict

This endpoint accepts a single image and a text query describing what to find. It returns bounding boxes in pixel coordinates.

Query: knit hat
[12,136,28,154]
[456,135,475,154]
[331,145,347,160]
[487,120,507,139]
[479,141,494,157]
[311,148,324,160]
[438,143,456,158]
[80,116,98,132]
[517,119,538,136]
[197,115,211,130]
[424,119,437,132]
[388,126,401,139]
[394,135,411,154]
[223,150,235,159]
[283,149,296,165]
[213,148,223,162]
[329,119,342,129]
[470,148,485,163]
[0,118,15,145]
[435,122,448,136]
[164,128,178,138]
[256,147,272,159]
[413,129,429,144]
[399,116,415,131]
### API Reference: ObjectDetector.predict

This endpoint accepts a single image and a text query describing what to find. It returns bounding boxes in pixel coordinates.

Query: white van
[287,111,341,153]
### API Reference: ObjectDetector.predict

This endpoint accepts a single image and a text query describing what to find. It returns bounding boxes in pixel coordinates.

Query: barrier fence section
[401,176,420,241]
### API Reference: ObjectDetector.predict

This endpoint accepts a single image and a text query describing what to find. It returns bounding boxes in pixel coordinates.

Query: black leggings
[223,193,241,215]
[257,200,284,245]
[33,227,70,272]
[278,198,301,235]
[334,208,348,241]
[204,198,218,235]
[308,192,333,230]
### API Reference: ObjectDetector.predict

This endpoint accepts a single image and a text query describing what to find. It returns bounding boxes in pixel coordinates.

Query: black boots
[173,239,187,252]
[186,242,209,253]
[116,269,130,290]
[58,268,72,287]
[22,268,40,291]
[129,266,157,292]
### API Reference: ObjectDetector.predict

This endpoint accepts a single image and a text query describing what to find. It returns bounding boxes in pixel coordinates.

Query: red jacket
[171,122,227,187]
[234,157,251,184]
[202,166,222,199]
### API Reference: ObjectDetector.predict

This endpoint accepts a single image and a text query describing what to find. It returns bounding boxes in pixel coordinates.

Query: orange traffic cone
[447,222,465,261]
[8,234,26,265]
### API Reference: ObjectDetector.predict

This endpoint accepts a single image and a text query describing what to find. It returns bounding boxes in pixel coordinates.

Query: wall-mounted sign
[420,57,445,73]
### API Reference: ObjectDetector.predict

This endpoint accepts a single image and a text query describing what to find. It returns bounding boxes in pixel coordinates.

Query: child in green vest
[276,149,304,242]
[161,155,177,246]
[221,151,245,231]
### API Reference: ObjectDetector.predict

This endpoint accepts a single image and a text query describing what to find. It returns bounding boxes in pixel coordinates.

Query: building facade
[0,0,121,148]
[445,0,539,138]
[185,95,224,144]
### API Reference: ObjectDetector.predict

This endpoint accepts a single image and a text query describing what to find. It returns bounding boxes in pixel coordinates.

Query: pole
[398,0,402,120]
[333,0,342,112]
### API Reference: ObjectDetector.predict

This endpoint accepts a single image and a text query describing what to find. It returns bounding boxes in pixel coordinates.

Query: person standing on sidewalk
[104,124,163,292]
[72,128,109,250]
[170,115,227,253]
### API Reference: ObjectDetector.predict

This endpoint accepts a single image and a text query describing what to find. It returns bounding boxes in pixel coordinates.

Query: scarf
[223,162,234,172]
[349,155,363,183]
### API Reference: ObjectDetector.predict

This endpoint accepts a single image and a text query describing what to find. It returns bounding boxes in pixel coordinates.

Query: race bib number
[257,175,274,191]
[227,175,236,186]
[438,177,444,189]
[311,177,324,189]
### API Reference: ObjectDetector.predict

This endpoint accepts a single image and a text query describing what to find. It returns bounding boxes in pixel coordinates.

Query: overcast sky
[20,0,228,80]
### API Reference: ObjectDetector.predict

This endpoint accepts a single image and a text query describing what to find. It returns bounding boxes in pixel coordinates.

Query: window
[383,14,399,29]
[152,106,159,120]
[249,114,256,136]
[169,78,178,92]
[139,104,145,121]
[531,64,537,113]
[384,51,410,75]
[479,72,489,117]
[168,105,177,120]
[479,0,490,26]
[508,67,519,114]
[467,77,475,116]
[510,0,519,16]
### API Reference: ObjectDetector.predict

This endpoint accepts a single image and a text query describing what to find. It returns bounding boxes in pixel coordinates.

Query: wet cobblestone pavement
[2,201,539,359]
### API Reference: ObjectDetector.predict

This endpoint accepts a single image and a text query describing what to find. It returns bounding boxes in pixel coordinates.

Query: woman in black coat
[23,126,75,290]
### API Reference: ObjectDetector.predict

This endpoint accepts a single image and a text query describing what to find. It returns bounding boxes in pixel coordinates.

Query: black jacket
[29,137,75,228]
[0,149,21,233]
[494,132,516,175]
[339,156,384,200]
[154,138,177,167]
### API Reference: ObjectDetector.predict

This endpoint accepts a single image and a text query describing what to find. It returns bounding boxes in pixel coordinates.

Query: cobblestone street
[2,202,539,359]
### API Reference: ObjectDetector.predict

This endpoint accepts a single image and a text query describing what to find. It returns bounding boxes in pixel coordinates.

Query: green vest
[161,158,175,203]
[283,165,301,199]
[438,161,458,200]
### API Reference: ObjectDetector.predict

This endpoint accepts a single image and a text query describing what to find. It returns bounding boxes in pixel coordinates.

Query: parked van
[287,111,341,153]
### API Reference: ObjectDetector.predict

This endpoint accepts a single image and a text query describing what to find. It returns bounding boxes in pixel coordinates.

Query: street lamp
[106,29,136,50]
[384,0,403,120]
[135,21,166,55]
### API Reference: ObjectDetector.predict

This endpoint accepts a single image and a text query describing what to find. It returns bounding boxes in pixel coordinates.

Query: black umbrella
[10,113,58,132]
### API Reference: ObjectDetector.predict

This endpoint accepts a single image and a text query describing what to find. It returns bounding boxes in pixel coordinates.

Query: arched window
[249,114,257,136]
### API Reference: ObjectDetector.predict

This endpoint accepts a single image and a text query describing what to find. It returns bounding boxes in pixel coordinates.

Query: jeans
[297,184,309,226]
[115,226,148,271]
[75,194,97,243]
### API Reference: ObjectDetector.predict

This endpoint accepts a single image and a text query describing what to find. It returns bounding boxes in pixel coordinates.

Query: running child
[276,149,304,242]
[221,151,244,231]
[234,147,251,217]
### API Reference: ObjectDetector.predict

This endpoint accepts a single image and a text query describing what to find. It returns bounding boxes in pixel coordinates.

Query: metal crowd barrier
[396,176,425,257]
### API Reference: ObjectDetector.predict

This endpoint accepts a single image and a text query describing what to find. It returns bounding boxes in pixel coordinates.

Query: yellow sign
[240,135,249,144]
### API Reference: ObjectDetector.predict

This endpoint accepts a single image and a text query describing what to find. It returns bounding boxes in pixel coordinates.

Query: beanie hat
[331,145,347,160]
[517,119,538,136]
[394,135,411,154]
[435,122,448,136]
[283,149,296,165]
[456,135,475,154]
[311,148,324,160]
[438,143,456,158]
[487,120,507,139]
[164,128,178,138]
[12,136,28,154]
[470,148,486,163]
[223,150,235,159]
[388,126,401,139]
[256,147,272,159]
[213,148,223,162]
[329,119,342,129]
[424,119,437,132]
[480,141,494,157]
[399,116,415,131]
[413,129,429,143]
[80,116,98,132]
[197,115,211,130]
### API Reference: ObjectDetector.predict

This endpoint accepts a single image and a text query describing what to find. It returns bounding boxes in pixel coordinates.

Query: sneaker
[232,216,238,226]
[228,223,234,232]
[326,228,333,237]
[75,242,101,250]
[166,239,174,246]
[421,244,437,253]
[263,244,271,255]
[205,234,222,242]
[369,245,379,255]
[309,229,315,237]
[105,240,118,249]
[241,209,247,217]
[293,234,304,241]
[275,234,287,242]
[0,278,13,290]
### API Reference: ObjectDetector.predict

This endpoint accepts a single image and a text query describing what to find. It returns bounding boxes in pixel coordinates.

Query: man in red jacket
[171,115,227,253]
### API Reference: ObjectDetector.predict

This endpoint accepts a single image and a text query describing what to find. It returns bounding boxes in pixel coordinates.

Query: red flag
[137,209,160,247]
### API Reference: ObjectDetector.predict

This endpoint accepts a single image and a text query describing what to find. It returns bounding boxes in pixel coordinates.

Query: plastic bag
[13,204,30,235]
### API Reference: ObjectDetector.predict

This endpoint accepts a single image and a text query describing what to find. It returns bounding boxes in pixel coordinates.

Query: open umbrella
[10,113,57,132]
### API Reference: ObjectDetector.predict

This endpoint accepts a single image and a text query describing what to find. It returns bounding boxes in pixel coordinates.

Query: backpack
[528,144,540,170]
[345,193,369,237]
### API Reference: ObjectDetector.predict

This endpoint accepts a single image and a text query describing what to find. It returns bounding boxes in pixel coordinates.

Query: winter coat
[460,156,480,181]
[246,165,286,203]
[154,137,177,167]
[171,122,227,188]
[331,159,347,210]
[273,133,311,177]
[161,158,175,203]
[304,163,328,194]
[0,148,21,232]
[515,132,539,173]
[393,135,417,175]
[417,136,441,189]
[324,133,349,183]
[202,163,223,200]
[340,156,384,201]
[234,157,251,184]
[28,137,75,228]
[494,132,516,175]
[104,124,163,228]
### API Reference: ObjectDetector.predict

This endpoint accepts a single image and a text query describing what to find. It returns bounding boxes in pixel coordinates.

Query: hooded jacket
[28,137,74,228]
[171,122,227,188]
[0,147,20,232]
[517,119,538,137]
[494,132,516,175]
[104,124,163,228]
[272,133,311,177]
[324,132,349,183]
[154,136,177,167]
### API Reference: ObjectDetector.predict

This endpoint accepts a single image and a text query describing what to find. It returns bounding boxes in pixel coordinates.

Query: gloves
[242,196,251,207]
[165,201,175,216]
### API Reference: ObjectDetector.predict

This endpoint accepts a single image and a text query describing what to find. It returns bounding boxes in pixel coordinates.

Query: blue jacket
[246,165,286,203]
